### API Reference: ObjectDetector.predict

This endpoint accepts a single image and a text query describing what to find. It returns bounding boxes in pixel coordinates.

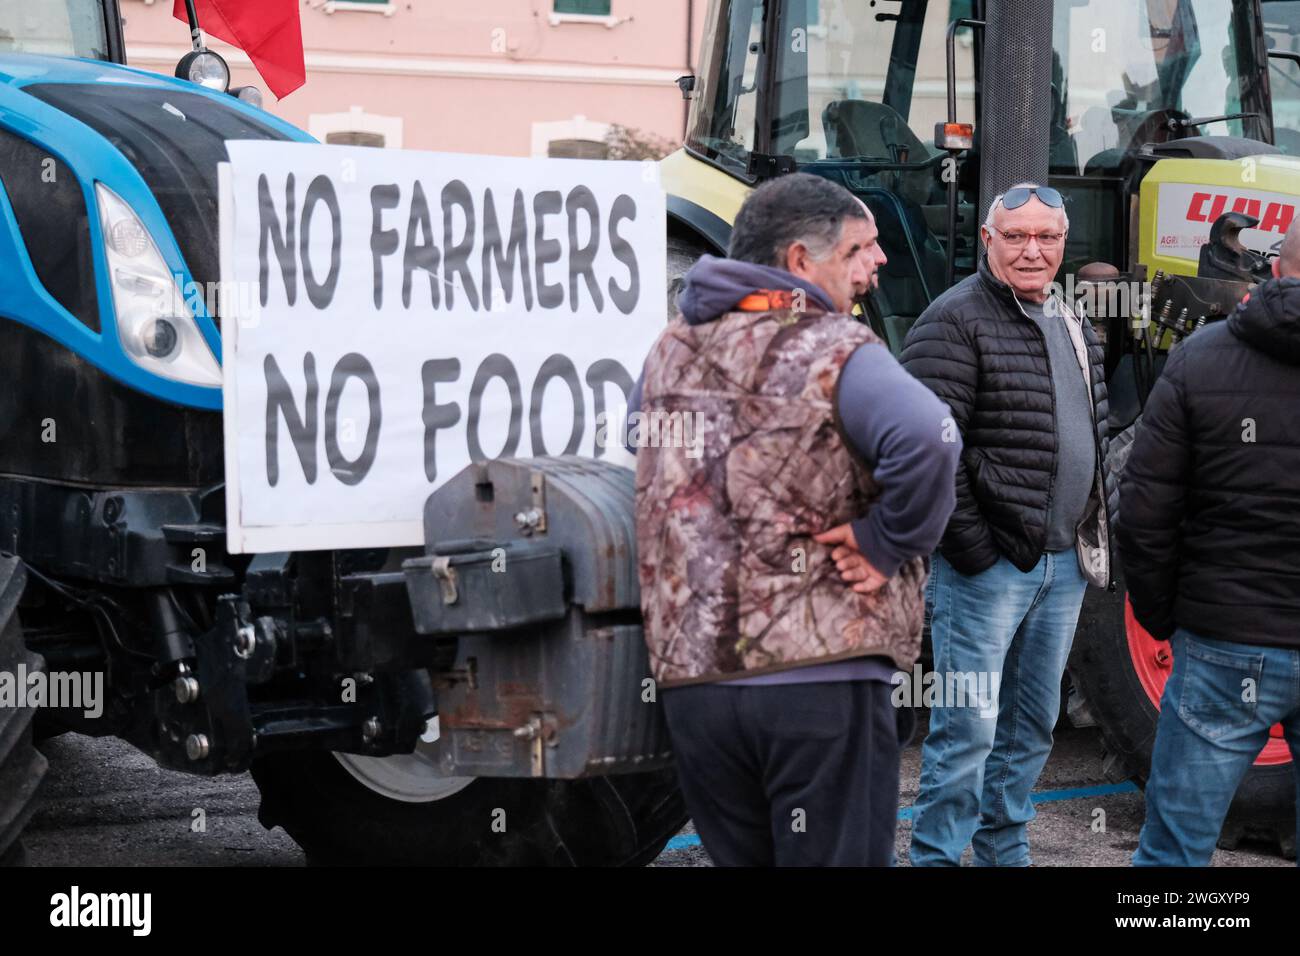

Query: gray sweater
[1019,298,1096,552]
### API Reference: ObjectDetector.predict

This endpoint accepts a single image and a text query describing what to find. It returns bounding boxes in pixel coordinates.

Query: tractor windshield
[0,0,110,60]
[687,0,976,350]
[688,0,766,174]
[688,0,975,170]
[1051,0,1270,175]
[770,0,975,166]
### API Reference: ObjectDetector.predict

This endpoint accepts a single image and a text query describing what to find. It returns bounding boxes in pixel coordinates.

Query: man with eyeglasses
[899,183,1116,866]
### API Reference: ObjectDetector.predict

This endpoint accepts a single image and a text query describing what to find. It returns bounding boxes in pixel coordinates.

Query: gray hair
[985,182,1070,230]
[728,172,870,268]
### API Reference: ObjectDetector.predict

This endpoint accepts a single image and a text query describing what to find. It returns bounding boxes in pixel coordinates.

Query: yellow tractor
[663,0,1300,856]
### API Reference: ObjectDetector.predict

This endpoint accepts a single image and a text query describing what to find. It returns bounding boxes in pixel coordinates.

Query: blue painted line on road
[896,780,1138,821]
[662,780,1140,851]
[1028,780,1139,804]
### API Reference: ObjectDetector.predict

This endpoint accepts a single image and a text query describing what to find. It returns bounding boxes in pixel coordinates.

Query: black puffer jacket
[1119,278,1300,647]
[900,257,1115,579]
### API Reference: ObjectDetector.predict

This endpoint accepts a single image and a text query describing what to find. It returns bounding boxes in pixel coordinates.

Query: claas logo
[1185,191,1296,233]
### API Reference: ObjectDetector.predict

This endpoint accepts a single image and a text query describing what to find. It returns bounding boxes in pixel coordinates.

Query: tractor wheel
[0,555,48,864]
[1069,422,1297,858]
[251,746,687,866]
[667,233,713,316]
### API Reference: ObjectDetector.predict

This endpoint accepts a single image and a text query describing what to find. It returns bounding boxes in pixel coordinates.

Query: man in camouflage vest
[634,174,961,866]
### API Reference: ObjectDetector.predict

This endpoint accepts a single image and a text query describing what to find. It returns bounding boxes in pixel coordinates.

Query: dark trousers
[662,680,910,866]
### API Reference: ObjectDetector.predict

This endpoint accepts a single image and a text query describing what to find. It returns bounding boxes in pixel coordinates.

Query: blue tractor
[0,0,684,864]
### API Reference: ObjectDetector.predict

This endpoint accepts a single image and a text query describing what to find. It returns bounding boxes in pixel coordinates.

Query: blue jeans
[1134,629,1300,867]
[909,550,1087,866]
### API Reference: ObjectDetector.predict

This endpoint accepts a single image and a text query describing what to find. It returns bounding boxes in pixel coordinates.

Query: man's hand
[814,524,889,595]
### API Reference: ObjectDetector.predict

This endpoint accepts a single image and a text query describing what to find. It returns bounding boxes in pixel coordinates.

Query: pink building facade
[121,0,706,155]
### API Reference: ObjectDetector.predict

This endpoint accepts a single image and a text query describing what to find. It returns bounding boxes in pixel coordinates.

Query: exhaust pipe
[978,0,1054,224]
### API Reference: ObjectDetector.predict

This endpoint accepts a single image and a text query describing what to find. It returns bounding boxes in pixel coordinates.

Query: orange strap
[736,289,797,311]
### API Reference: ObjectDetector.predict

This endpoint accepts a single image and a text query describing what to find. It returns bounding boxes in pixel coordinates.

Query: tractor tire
[1068,421,1297,857]
[252,751,687,866]
[0,555,48,864]
[667,233,712,316]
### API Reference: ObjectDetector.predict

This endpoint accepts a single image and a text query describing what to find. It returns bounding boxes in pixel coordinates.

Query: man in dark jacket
[635,173,961,866]
[900,184,1116,866]
[1121,223,1300,867]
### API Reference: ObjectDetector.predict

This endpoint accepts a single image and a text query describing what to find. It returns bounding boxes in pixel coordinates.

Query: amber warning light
[935,123,975,152]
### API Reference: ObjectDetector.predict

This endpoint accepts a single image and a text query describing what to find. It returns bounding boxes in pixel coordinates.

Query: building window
[531,115,612,158]
[547,139,609,159]
[554,0,611,15]
[549,0,619,27]
[309,106,403,149]
[326,131,386,148]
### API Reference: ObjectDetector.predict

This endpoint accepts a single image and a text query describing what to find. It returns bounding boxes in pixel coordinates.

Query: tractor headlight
[176,50,231,92]
[96,184,222,388]
[230,86,264,109]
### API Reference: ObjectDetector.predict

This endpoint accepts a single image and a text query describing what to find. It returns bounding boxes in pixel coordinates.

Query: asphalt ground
[19,716,1292,868]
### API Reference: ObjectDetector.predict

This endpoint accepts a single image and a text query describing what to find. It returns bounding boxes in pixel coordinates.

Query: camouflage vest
[635,303,927,687]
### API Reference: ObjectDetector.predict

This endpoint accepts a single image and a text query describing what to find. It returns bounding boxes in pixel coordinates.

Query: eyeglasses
[986,225,1067,249]
[999,185,1065,210]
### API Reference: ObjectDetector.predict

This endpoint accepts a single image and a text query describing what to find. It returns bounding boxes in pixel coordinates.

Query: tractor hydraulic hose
[148,589,195,665]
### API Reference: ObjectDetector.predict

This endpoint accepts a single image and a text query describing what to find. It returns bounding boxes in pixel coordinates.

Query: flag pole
[182,0,206,51]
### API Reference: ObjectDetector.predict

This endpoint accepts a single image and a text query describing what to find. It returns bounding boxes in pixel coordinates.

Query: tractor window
[1051,0,1268,175]
[0,0,109,60]
[767,0,978,348]
[684,0,979,348]
[768,0,975,165]
[685,0,977,175]
[687,0,766,175]
[1262,0,1300,154]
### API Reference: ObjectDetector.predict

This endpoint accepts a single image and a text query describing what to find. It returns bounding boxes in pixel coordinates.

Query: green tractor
[664,0,1300,856]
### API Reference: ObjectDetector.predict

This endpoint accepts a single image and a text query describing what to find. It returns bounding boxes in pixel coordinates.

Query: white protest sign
[219,141,665,553]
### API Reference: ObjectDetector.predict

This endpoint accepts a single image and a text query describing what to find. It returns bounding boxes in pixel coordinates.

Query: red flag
[173,0,306,99]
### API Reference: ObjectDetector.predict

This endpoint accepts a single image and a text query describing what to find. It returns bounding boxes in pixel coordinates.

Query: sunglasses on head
[999,185,1064,210]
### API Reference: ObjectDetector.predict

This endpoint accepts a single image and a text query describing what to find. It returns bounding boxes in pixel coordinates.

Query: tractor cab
[668,0,1279,350]
[0,0,125,64]
[1,1,261,98]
